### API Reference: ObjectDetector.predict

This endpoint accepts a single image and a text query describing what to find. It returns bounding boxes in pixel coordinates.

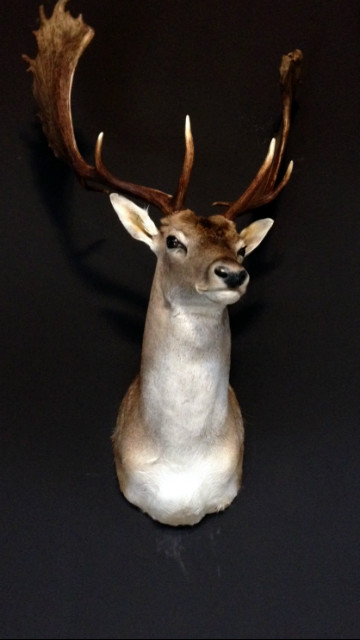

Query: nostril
[237,270,247,286]
[226,270,247,288]
[214,266,229,279]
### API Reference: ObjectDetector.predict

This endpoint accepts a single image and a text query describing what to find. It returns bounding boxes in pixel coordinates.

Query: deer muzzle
[195,259,249,305]
[211,258,249,289]
[214,264,248,288]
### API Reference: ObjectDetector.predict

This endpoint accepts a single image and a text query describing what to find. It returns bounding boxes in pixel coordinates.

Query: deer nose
[214,265,248,288]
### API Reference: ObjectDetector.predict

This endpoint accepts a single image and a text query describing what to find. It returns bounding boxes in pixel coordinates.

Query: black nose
[214,266,248,288]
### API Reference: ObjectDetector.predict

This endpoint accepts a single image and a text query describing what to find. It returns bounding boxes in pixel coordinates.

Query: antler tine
[217,49,303,221]
[22,0,186,217]
[170,115,195,212]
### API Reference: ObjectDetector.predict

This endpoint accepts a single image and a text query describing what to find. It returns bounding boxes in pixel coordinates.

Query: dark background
[1,1,360,638]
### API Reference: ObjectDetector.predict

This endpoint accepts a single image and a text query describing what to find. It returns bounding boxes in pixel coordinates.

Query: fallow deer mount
[24,0,302,526]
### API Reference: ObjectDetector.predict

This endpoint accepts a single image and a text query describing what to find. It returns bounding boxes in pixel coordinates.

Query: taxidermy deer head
[24,0,302,526]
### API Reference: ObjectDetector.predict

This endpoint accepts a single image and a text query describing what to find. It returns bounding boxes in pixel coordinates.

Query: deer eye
[166,235,186,251]
[237,246,246,258]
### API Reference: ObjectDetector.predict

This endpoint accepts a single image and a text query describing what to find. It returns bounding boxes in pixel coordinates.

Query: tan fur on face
[160,210,240,248]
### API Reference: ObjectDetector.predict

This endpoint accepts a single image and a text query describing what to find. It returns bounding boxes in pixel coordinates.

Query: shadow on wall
[23,122,148,346]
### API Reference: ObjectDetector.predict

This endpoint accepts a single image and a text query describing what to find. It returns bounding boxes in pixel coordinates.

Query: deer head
[110,195,273,308]
[24,0,302,526]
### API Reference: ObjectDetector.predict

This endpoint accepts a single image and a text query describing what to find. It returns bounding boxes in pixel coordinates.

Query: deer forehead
[160,210,240,247]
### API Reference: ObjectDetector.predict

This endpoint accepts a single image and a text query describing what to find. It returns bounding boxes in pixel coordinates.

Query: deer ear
[109,194,159,251]
[239,218,274,256]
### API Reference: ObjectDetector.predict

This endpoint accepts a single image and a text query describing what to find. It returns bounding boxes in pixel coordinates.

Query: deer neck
[139,263,231,446]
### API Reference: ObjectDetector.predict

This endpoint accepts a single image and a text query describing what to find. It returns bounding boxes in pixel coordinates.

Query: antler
[214,49,303,220]
[22,0,193,216]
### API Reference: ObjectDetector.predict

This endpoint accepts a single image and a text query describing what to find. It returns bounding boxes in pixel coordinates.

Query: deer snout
[213,264,248,288]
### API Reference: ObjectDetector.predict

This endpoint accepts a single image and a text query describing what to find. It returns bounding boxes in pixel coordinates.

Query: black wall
[1,1,360,638]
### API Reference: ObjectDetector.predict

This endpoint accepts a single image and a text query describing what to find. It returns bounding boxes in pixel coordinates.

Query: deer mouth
[195,284,246,305]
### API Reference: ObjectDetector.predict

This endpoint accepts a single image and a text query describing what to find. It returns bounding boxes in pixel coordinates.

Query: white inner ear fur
[239,218,274,255]
[109,193,159,250]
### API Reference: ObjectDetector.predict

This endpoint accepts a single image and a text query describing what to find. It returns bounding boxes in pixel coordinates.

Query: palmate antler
[22,0,194,216]
[215,49,303,220]
[23,0,301,219]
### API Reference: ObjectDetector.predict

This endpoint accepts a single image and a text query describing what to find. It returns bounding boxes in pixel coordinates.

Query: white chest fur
[124,440,241,526]
[121,300,243,526]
